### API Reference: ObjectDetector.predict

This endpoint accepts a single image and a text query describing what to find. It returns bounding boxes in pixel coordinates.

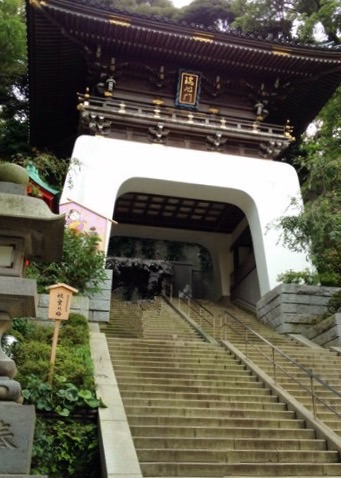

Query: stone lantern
[0,163,64,476]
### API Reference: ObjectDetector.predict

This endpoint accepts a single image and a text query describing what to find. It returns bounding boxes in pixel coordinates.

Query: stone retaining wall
[256,284,340,335]
[306,313,341,348]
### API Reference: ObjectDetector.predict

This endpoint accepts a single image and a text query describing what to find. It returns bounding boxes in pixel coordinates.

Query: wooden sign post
[48,283,78,383]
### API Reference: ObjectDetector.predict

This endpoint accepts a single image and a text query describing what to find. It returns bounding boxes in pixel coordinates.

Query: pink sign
[60,201,108,251]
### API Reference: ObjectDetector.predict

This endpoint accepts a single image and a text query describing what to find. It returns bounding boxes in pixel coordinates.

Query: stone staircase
[101,294,341,477]
[185,300,341,434]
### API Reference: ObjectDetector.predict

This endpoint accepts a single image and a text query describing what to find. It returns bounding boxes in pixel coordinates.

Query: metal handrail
[179,291,214,318]
[176,292,216,335]
[220,310,341,420]
[165,291,341,422]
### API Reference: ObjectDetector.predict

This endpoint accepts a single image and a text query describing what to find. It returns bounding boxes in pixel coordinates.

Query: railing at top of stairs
[220,310,341,421]
[175,290,216,337]
[165,288,341,424]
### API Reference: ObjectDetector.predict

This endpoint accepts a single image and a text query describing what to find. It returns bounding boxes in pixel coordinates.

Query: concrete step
[115,377,266,388]
[123,397,286,410]
[140,462,341,476]
[127,415,306,429]
[112,369,259,381]
[105,297,341,477]
[137,448,339,463]
[133,436,328,450]
[129,425,317,439]
[124,406,296,420]
[119,388,275,401]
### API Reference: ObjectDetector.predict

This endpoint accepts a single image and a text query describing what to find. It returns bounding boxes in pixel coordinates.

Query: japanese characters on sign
[0,421,15,449]
[48,283,78,321]
[176,70,201,109]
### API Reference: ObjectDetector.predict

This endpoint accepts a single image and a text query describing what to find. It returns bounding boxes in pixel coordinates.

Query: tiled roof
[26,0,341,153]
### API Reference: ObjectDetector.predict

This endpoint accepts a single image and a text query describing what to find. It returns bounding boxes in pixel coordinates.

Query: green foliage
[230,0,341,43]
[25,229,107,295]
[277,269,320,285]
[277,95,341,287]
[8,313,102,476]
[31,417,100,478]
[12,151,75,191]
[22,374,102,416]
[54,344,95,389]
[0,0,26,80]
[12,314,96,389]
[179,0,234,29]
[327,290,341,316]
[0,0,28,160]
[15,341,51,379]
[231,0,293,39]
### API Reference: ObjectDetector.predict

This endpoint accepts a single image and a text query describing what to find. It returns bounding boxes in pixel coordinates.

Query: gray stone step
[125,406,296,420]
[133,436,327,451]
[137,448,339,463]
[104,296,341,477]
[123,397,287,410]
[127,415,306,429]
[140,462,341,476]
[129,425,317,439]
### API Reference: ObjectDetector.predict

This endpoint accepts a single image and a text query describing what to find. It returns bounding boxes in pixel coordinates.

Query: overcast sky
[172,0,192,7]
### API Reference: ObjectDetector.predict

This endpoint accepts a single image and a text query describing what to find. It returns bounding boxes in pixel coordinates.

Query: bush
[25,228,107,295]
[6,314,102,477]
[31,418,100,478]
[277,269,320,285]
[327,290,341,315]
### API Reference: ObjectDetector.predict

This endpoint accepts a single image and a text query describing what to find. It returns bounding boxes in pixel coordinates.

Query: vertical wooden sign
[48,283,78,383]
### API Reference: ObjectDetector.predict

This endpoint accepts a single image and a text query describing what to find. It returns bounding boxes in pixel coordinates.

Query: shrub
[25,228,107,295]
[7,314,103,477]
[31,418,101,478]
[277,269,320,285]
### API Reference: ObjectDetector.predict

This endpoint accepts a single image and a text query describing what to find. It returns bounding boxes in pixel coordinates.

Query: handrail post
[187,298,190,317]
[245,329,248,358]
[310,372,317,418]
[272,347,277,384]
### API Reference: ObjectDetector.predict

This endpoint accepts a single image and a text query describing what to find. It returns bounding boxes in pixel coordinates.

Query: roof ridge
[64,0,341,52]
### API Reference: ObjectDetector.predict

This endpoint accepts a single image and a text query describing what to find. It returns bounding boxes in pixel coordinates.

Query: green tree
[178,0,234,29]
[95,0,177,17]
[0,0,26,90]
[278,86,341,285]
[230,0,296,40]
[230,0,341,43]
[26,229,108,295]
[0,0,29,160]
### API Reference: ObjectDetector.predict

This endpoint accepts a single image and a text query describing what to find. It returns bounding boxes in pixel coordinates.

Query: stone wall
[37,269,113,323]
[256,284,340,335]
[88,269,113,322]
[306,313,341,348]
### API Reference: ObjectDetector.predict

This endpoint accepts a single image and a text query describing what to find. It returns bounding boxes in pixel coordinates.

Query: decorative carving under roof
[26,0,341,158]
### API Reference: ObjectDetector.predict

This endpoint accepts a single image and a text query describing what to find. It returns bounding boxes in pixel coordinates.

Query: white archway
[60,135,311,298]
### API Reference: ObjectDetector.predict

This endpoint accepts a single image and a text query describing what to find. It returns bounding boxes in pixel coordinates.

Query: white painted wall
[60,135,311,297]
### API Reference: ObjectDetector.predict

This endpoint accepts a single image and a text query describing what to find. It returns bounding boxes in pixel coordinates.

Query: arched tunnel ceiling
[114,192,245,234]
